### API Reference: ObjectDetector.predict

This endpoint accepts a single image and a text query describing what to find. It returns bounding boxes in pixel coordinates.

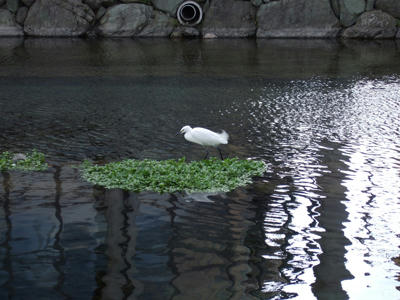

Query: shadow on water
[0,171,13,299]
[311,141,354,299]
[0,38,400,299]
[93,187,269,299]
[52,166,68,299]
[0,38,400,78]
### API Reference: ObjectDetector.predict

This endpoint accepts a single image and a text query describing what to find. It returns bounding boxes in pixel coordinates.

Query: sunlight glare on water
[221,76,400,298]
[339,80,400,299]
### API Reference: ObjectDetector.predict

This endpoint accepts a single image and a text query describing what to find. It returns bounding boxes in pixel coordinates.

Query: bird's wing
[191,127,227,146]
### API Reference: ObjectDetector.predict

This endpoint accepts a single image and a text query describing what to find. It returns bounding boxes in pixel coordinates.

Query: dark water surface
[1,38,400,299]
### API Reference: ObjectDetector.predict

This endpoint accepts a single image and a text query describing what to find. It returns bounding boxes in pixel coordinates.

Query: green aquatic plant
[0,150,48,171]
[81,157,267,193]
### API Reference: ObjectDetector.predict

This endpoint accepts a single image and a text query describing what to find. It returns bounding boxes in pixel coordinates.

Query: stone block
[202,0,256,38]
[342,9,397,38]
[151,0,183,16]
[97,3,152,37]
[339,0,366,27]
[24,0,94,36]
[137,10,176,37]
[376,0,400,18]
[0,8,23,35]
[15,5,27,24]
[21,0,34,6]
[7,0,20,13]
[257,0,340,38]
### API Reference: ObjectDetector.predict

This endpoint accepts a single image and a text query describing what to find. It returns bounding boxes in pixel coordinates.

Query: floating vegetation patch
[81,158,267,193]
[0,150,48,171]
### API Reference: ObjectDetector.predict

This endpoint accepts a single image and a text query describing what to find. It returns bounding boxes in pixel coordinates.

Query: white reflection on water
[250,77,400,299]
[341,141,400,299]
[332,82,400,300]
[339,80,400,299]
[341,144,400,298]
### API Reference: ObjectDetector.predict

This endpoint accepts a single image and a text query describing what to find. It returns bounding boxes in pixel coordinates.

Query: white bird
[178,125,229,159]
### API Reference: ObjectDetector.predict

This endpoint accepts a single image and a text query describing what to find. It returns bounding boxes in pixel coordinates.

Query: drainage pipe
[177,1,203,26]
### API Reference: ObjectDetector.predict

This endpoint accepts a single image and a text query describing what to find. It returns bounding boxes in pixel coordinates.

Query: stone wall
[0,0,399,38]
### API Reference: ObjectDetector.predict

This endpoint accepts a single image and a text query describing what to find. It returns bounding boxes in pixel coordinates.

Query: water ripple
[1,39,400,299]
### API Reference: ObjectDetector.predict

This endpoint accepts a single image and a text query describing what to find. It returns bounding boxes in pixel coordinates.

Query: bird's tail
[219,130,229,144]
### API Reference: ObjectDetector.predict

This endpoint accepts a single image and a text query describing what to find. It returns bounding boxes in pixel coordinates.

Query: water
[1,38,400,299]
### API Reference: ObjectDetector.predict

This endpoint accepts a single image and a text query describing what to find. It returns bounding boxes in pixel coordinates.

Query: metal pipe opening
[177,1,203,26]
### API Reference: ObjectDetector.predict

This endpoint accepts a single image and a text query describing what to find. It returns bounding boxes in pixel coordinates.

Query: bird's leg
[217,147,224,160]
[203,149,209,160]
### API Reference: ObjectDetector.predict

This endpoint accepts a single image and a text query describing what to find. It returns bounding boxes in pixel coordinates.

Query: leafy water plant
[0,150,48,171]
[81,157,267,193]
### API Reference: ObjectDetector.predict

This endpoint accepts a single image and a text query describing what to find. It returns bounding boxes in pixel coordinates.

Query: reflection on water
[0,38,400,299]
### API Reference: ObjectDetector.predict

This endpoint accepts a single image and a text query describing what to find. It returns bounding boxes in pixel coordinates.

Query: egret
[178,125,229,159]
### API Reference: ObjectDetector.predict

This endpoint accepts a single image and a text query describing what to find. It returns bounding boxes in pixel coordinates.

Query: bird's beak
[176,131,181,135]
